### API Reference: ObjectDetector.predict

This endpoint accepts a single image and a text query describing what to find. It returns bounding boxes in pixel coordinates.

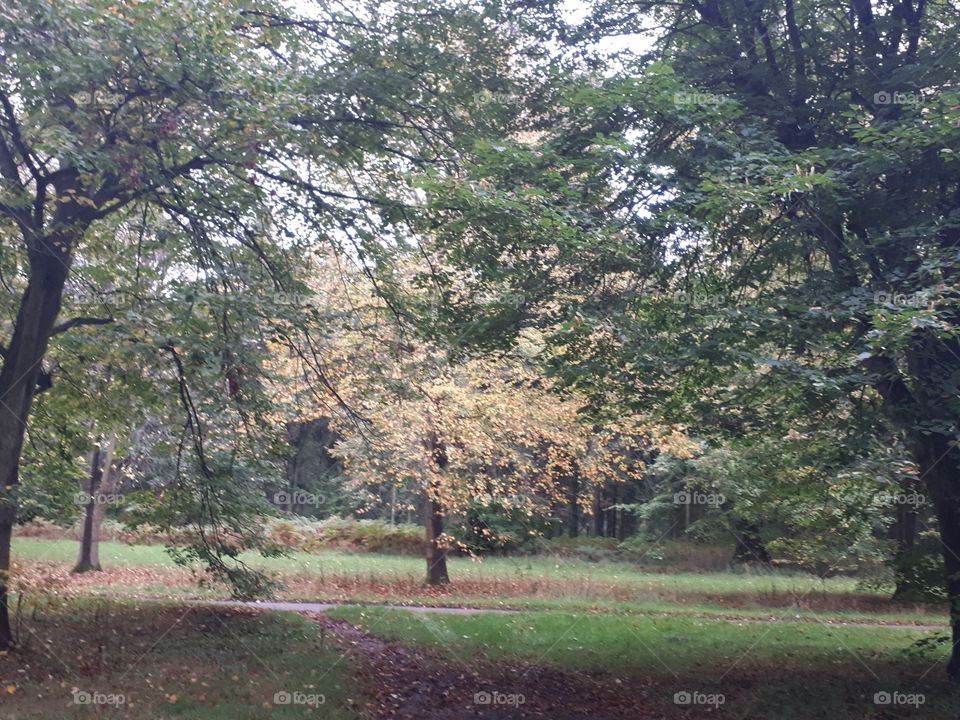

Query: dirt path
[309,612,664,719]
[205,598,515,615]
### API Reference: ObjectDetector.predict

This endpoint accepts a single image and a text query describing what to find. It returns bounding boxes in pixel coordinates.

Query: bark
[730,519,771,564]
[424,494,449,585]
[0,226,81,649]
[422,430,449,585]
[889,492,921,600]
[73,433,118,573]
[604,484,618,538]
[592,487,603,536]
[567,473,579,538]
[914,433,960,679]
[74,445,103,573]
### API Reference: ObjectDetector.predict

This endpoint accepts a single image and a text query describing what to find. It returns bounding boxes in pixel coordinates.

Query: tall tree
[0,0,568,648]
[411,0,960,677]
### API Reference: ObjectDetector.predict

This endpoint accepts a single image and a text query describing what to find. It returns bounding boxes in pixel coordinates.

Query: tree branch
[51,316,114,336]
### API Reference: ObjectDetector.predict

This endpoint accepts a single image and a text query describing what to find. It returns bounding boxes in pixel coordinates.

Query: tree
[0,0,573,646]
[298,263,689,583]
[407,0,960,677]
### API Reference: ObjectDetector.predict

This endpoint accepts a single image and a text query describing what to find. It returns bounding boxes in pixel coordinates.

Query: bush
[13,518,74,540]
[264,516,425,556]
[525,535,735,570]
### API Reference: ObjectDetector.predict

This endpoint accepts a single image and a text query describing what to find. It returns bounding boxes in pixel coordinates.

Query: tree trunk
[889,491,921,600]
[567,473,579,538]
[73,433,117,573]
[592,487,603,536]
[605,484,618,538]
[422,429,449,585]
[424,494,449,585]
[0,229,79,649]
[914,433,960,679]
[74,445,103,573]
[731,518,771,564]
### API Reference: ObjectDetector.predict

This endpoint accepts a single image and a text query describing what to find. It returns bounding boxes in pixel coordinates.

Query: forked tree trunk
[0,227,80,649]
[73,434,118,573]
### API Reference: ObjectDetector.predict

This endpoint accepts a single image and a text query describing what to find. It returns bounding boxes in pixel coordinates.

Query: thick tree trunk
[914,433,960,679]
[424,494,449,585]
[0,231,78,649]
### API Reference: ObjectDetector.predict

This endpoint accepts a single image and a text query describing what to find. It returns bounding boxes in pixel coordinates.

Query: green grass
[11,536,870,592]
[327,606,937,671]
[0,598,356,719]
[325,607,960,719]
[13,537,174,565]
[14,537,945,626]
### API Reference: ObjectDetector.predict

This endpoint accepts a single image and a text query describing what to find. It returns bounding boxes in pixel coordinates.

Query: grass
[13,536,863,590]
[326,606,960,719]
[0,598,356,719]
[327,606,937,671]
[7,538,958,719]
[13,537,944,625]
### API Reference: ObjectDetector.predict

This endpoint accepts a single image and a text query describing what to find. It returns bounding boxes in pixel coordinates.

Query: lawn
[12,537,944,625]
[327,606,960,719]
[12,537,863,591]
[6,538,958,719]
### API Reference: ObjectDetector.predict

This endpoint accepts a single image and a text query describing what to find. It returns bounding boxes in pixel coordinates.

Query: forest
[1,0,959,717]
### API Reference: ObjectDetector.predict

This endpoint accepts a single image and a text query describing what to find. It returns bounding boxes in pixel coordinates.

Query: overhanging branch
[51,316,114,336]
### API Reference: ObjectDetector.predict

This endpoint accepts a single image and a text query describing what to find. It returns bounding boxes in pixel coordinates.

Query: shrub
[263,516,425,556]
